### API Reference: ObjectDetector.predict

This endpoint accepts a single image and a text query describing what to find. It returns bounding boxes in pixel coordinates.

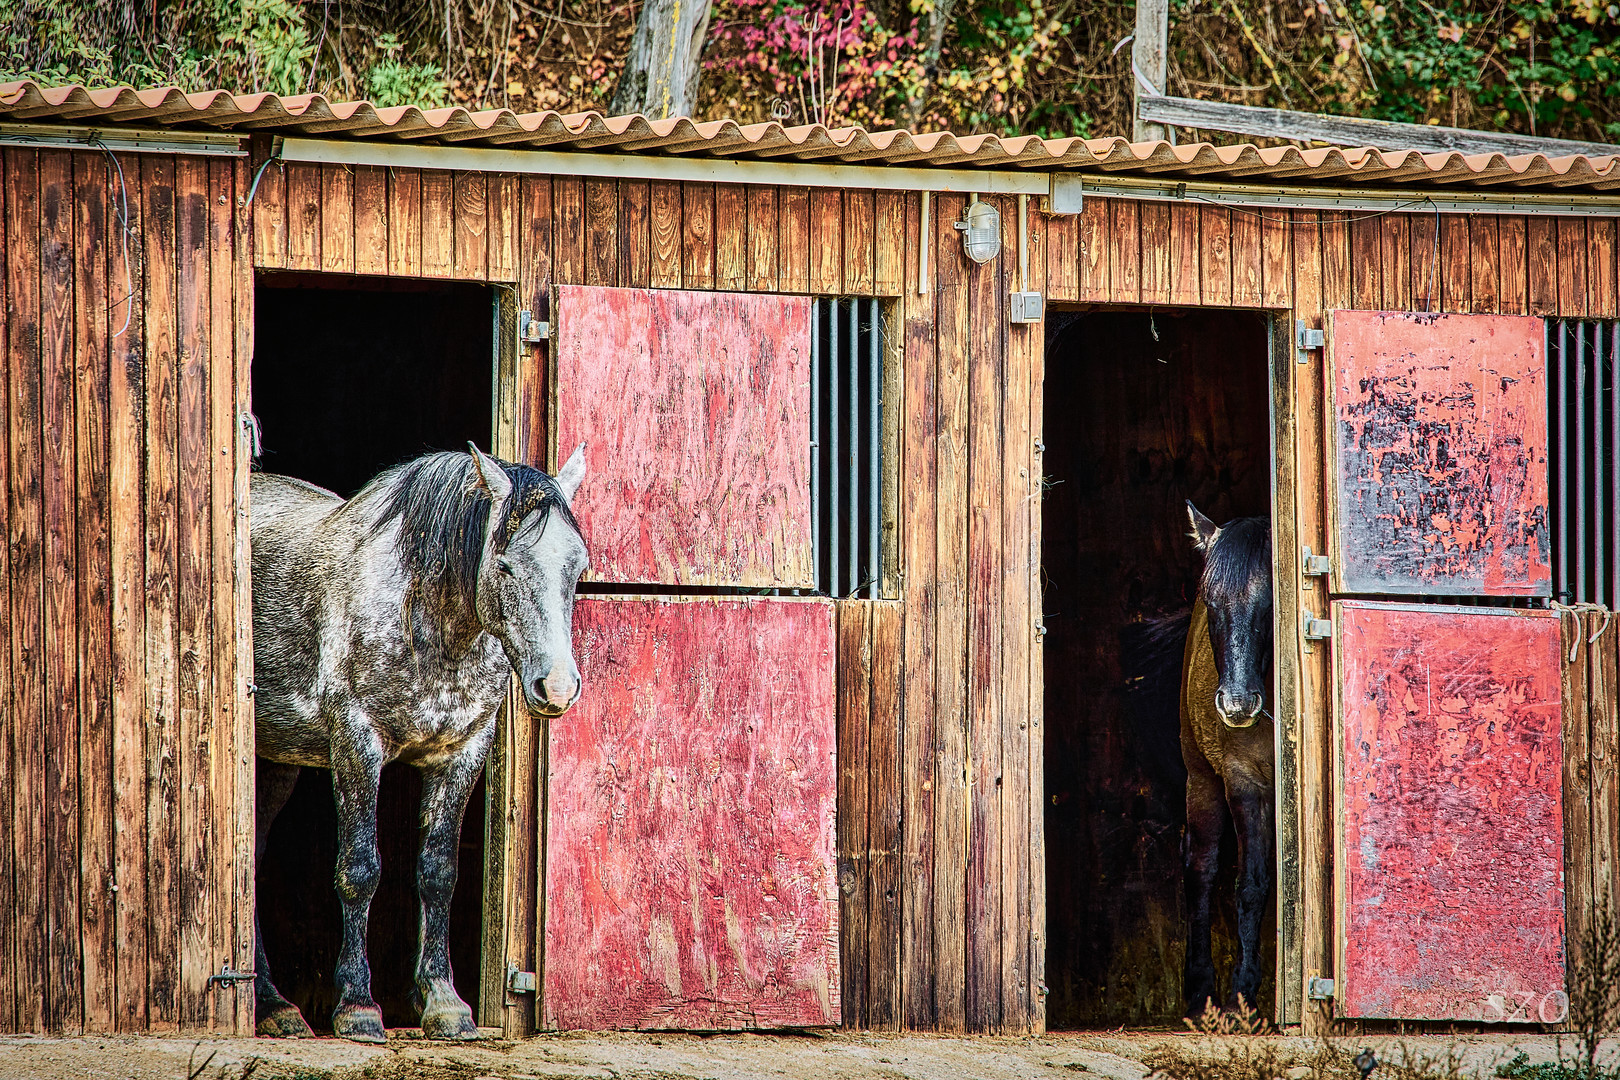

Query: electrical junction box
[1010,291,1044,324]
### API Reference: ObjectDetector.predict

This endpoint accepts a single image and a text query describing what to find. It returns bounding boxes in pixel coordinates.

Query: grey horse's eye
[496,557,515,576]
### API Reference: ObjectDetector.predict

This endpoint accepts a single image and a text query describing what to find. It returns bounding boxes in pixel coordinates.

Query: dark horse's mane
[366,450,581,609]
[1200,515,1270,600]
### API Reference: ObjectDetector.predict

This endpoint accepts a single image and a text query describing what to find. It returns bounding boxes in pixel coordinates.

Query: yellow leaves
[1437,21,1464,42]
[1558,83,1578,101]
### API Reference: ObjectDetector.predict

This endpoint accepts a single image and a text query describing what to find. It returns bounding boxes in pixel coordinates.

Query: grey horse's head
[469,443,589,717]
[1186,502,1272,729]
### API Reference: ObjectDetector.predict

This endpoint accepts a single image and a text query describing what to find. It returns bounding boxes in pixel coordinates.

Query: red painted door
[540,287,835,1029]
[1325,310,1550,596]
[1324,311,1566,1021]
[1332,602,1565,1021]
[552,285,813,588]
[544,597,839,1030]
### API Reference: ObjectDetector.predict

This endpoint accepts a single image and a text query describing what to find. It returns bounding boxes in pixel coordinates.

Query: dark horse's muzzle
[1215,688,1265,729]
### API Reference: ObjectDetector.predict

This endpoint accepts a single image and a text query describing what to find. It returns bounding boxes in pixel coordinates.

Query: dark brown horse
[1180,502,1273,1015]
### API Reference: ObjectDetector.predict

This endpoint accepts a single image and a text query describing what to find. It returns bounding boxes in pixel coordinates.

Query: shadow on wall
[1041,307,1275,1028]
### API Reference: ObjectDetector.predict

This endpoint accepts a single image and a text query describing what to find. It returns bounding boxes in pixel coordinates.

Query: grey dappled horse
[1179,503,1274,1016]
[251,444,587,1042]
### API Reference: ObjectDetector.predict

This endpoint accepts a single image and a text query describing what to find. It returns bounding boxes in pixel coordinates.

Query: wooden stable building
[0,79,1617,1038]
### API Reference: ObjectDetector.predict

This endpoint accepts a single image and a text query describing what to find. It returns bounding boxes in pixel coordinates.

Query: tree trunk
[608,0,714,119]
[905,0,960,128]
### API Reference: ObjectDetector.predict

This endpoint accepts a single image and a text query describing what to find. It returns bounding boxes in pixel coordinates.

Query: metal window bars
[811,298,884,599]
[1550,320,1619,611]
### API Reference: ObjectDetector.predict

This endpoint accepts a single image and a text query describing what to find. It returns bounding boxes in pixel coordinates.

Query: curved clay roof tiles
[0,80,1616,191]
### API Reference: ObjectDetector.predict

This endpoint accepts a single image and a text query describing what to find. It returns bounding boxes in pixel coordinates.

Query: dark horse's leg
[1183,757,1228,1017]
[253,759,313,1037]
[1226,775,1274,1012]
[413,744,489,1039]
[330,728,387,1042]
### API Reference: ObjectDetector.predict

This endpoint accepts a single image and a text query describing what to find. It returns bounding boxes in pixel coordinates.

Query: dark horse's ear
[1186,500,1219,552]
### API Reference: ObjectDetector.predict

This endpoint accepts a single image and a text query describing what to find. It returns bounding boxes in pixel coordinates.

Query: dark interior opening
[1041,307,1274,1028]
[252,272,494,1029]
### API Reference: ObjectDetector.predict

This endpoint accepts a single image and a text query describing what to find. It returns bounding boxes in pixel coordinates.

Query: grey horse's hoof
[256,1003,314,1038]
[422,1014,480,1040]
[332,1003,387,1043]
[419,982,479,1040]
[420,1003,479,1040]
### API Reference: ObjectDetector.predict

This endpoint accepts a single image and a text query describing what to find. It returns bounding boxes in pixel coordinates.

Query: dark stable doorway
[1041,308,1275,1028]
[252,273,494,1029]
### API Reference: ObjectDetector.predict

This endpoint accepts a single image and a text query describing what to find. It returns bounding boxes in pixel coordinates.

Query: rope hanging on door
[1552,600,1614,663]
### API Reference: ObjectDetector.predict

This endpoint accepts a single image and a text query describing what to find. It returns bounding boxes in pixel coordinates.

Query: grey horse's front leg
[254,759,313,1037]
[330,726,388,1043]
[413,740,490,1040]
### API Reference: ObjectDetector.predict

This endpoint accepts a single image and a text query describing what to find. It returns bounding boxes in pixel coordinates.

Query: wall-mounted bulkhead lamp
[954,198,1002,264]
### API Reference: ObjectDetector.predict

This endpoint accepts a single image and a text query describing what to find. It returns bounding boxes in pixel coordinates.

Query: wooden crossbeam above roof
[1139,94,1620,160]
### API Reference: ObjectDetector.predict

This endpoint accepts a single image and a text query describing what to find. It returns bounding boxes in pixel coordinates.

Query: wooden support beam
[1138,94,1620,159]
[1131,0,1169,143]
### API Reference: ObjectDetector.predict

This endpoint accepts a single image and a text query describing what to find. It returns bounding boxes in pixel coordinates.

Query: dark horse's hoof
[256,1003,314,1038]
[332,1003,388,1043]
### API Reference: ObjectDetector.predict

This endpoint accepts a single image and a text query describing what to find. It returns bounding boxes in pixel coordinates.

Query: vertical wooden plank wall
[250,165,1620,1035]
[0,148,253,1034]
[1045,200,1620,1032]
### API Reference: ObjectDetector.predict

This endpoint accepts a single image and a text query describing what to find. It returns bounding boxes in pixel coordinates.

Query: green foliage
[0,1,173,88]
[2,0,1617,144]
[222,0,316,97]
[1498,1052,1596,1080]
[365,33,450,109]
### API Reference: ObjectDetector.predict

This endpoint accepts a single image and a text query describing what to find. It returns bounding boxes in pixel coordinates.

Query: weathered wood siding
[0,148,254,1034]
[249,163,1620,1037]
[1046,198,1619,1033]
[3,132,1615,1039]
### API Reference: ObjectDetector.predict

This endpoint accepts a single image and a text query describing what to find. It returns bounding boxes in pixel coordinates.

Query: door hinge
[1302,613,1333,653]
[1307,975,1336,1001]
[1301,545,1331,590]
[506,963,537,994]
[518,309,549,344]
[1295,319,1325,365]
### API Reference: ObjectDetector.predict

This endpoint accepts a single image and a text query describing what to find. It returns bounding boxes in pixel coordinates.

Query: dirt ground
[0,1030,1578,1080]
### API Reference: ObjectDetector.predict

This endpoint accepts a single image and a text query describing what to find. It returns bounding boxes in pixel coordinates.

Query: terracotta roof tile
[0,80,1615,192]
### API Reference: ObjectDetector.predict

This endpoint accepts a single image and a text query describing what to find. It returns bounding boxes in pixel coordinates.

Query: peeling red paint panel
[554,285,813,588]
[543,596,840,1029]
[1329,310,1550,596]
[1335,601,1564,1021]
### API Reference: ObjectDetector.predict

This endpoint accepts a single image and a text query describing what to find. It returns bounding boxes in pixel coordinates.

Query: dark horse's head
[1186,502,1272,729]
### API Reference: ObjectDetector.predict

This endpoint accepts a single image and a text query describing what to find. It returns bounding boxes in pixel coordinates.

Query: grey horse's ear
[468,443,514,504]
[556,442,587,505]
[1186,500,1219,552]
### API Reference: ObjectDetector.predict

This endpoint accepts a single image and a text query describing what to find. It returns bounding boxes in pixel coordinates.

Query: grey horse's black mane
[368,450,581,607]
[1201,515,1270,600]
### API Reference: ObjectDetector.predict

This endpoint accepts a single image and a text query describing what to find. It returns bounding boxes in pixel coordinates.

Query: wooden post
[1131,0,1169,143]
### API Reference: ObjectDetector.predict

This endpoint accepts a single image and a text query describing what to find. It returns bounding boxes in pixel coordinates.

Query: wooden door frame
[1268,310,1307,1029]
